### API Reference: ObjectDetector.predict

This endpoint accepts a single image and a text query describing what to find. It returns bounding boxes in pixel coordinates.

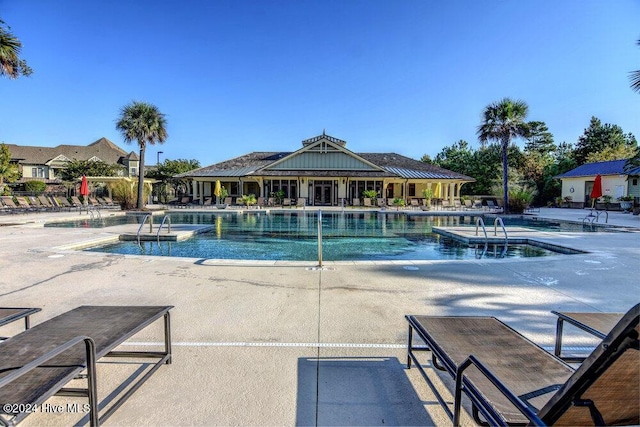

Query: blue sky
[1,1,639,167]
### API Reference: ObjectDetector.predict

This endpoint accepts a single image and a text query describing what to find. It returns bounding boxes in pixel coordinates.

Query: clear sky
[1,1,639,167]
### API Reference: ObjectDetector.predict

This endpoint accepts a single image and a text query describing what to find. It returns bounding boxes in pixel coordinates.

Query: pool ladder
[137,214,172,245]
[87,207,102,220]
[475,217,508,258]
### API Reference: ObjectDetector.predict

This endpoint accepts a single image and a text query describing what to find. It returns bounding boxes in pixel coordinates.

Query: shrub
[24,180,46,194]
[508,188,535,213]
[362,190,378,199]
[109,179,150,210]
[241,194,256,207]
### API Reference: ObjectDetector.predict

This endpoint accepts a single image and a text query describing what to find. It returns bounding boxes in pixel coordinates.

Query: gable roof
[179,133,475,181]
[555,159,629,178]
[180,151,474,181]
[4,137,131,165]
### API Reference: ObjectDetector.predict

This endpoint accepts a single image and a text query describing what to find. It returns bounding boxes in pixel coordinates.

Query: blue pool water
[63,211,574,261]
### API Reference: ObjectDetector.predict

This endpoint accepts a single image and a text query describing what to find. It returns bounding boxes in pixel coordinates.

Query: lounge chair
[377,198,386,208]
[352,198,361,207]
[37,195,58,211]
[486,200,503,212]
[0,305,173,426]
[410,199,420,210]
[0,307,41,336]
[54,196,77,211]
[552,310,624,362]
[70,196,84,208]
[15,197,40,211]
[297,198,306,208]
[406,303,639,426]
[257,197,266,207]
[0,196,25,214]
[282,198,292,208]
[363,198,372,207]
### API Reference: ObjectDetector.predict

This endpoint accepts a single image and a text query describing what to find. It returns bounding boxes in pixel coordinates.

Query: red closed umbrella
[80,175,89,206]
[590,174,602,208]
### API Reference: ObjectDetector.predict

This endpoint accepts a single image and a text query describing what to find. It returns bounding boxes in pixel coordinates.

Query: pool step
[119,224,215,242]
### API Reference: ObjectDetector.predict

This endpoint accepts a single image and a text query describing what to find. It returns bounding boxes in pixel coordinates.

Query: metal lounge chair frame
[0,305,173,427]
[406,303,639,426]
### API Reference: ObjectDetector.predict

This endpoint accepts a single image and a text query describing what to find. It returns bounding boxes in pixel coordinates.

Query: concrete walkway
[0,207,638,426]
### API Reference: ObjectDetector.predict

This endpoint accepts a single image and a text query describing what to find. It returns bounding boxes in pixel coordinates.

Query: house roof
[179,150,474,181]
[555,159,631,178]
[5,137,132,165]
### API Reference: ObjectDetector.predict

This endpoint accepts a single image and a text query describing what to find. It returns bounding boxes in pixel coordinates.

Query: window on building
[633,178,638,186]
[408,183,416,197]
[230,182,239,195]
[31,167,45,178]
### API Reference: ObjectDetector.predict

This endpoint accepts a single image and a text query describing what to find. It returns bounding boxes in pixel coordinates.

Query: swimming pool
[74,211,569,261]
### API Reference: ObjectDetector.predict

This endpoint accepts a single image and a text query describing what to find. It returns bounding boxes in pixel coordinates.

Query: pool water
[73,212,567,261]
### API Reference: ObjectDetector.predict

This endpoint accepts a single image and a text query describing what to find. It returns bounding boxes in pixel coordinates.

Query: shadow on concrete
[296,356,433,426]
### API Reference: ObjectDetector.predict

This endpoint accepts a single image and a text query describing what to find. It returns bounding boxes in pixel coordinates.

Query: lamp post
[155,151,164,204]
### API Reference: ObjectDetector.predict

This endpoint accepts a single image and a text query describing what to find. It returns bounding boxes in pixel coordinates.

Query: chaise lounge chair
[0,307,41,337]
[0,305,173,426]
[406,303,639,426]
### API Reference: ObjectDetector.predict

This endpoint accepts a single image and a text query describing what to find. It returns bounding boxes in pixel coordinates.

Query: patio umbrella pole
[317,210,323,268]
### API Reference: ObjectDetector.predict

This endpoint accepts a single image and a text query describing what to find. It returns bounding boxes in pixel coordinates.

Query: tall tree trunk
[137,143,146,209]
[502,138,509,214]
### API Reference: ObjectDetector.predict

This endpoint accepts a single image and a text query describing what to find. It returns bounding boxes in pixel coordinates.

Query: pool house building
[178,133,474,207]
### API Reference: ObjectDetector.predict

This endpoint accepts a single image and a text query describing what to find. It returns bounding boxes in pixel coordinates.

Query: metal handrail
[137,214,153,245]
[493,217,508,242]
[317,210,323,267]
[475,217,488,242]
[156,215,172,244]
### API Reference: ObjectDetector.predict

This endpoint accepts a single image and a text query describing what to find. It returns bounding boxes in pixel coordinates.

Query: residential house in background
[177,132,475,206]
[4,137,139,190]
[555,159,640,208]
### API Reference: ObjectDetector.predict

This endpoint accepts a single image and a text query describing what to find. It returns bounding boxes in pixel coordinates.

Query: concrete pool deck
[0,207,638,426]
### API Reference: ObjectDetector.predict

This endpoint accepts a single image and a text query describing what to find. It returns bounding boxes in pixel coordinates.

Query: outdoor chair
[223,197,233,206]
[0,307,41,339]
[406,303,639,426]
[0,305,173,426]
[551,310,624,363]
[486,200,503,212]
[296,198,306,208]
[453,199,463,210]
[70,196,84,208]
[352,198,361,207]
[410,199,420,210]
[282,198,292,208]
[15,197,40,212]
[37,195,58,211]
[363,198,372,207]
[257,197,266,207]
[0,196,26,214]
[377,198,386,208]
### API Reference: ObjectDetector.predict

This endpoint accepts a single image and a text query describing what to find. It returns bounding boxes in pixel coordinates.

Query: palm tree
[116,101,168,209]
[631,38,640,93]
[0,19,32,79]
[477,98,529,213]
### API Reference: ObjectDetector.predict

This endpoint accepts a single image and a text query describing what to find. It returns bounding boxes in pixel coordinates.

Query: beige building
[556,159,640,208]
[178,133,475,206]
[5,137,140,186]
